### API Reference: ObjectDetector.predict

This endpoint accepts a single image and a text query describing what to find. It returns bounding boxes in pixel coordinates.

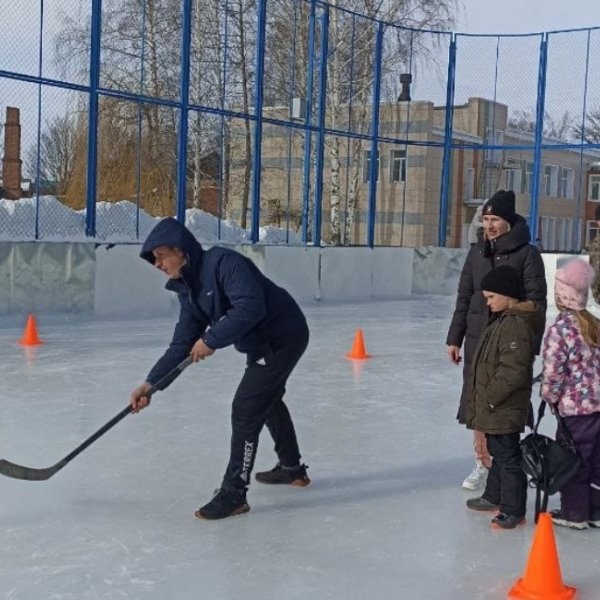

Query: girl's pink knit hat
[555,258,596,310]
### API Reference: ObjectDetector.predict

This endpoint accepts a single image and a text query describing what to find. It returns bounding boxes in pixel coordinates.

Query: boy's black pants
[482,432,527,517]
[221,326,309,493]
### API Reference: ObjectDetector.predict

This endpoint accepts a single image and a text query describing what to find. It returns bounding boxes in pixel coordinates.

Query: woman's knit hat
[555,258,596,310]
[482,190,517,226]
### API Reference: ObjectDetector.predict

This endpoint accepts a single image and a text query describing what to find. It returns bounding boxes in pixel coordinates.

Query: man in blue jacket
[129,218,310,520]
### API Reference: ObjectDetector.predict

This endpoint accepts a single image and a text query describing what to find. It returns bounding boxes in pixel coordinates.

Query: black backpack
[520,400,581,522]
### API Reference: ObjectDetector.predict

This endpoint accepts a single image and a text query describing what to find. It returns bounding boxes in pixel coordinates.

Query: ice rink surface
[1,298,599,600]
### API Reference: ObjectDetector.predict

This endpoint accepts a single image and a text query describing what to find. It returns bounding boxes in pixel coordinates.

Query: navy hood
[140,217,203,265]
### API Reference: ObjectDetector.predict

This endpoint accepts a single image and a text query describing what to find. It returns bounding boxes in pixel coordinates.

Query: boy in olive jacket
[465,266,544,529]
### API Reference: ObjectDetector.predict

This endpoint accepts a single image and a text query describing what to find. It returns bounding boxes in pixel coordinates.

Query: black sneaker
[491,512,526,530]
[255,463,310,487]
[466,496,500,512]
[589,508,600,528]
[194,488,250,520]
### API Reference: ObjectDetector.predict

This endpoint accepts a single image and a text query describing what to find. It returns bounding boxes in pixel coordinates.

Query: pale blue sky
[458,0,600,35]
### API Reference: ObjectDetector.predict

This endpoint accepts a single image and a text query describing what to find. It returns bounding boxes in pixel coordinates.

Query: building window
[558,218,573,251]
[526,161,534,194]
[484,127,504,165]
[504,168,521,192]
[520,161,533,194]
[587,220,600,247]
[544,165,559,197]
[504,158,521,192]
[464,167,475,201]
[389,149,406,182]
[363,150,379,183]
[589,174,600,201]
[565,218,574,251]
[559,167,574,199]
[541,216,558,251]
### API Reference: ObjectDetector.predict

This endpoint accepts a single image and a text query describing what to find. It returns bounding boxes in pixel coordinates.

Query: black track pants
[221,326,309,493]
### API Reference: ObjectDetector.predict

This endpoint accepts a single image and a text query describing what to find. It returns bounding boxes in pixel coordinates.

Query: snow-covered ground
[0,196,300,244]
[1,298,598,600]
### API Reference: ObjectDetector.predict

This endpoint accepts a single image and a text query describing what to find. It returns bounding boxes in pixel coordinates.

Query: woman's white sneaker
[462,461,489,490]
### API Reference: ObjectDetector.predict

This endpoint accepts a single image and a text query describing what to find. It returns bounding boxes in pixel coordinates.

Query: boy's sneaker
[491,512,526,530]
[194,488,250,520]
[255,463,310,487]
[462,461,489,490]
[466,496,500,512]
[550,509,588,530]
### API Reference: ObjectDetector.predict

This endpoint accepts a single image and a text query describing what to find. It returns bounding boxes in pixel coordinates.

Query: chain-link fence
[1,1,600,248]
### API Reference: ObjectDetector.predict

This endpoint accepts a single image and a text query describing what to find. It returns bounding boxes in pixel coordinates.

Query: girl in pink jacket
[542,258,600,530]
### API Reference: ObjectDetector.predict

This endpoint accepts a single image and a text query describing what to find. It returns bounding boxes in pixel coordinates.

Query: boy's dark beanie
[481,266,524,301]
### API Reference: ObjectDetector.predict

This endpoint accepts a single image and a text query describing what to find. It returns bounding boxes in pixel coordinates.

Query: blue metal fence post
[312,6,329,247]
[34,0,45,240]
[134,0,148,238]
[85,0,102,237]
[529,34,548,241]
[176,0,193,223]
[250,0,268,243]
[285,0,300,244]
[438,35,456,247]
[218,0,230,242]
[301,0,317,244]
[576,29,592,251]
[366,21,384,248]
[343,14,357,245]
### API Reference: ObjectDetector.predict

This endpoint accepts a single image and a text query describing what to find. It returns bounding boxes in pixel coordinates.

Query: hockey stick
[0,356,193,481]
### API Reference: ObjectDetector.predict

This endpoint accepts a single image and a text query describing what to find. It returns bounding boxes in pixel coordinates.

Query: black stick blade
[0,459,61,481]
[0,357,193,482]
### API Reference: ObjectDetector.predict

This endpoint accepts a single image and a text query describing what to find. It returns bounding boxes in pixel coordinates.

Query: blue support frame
[366,22,384,248]
[218,0,230,242]
[576,29,592,250]
[312,7,329,248]
[34,0,45,240]
[343,14,357,245]
[285,0,300,244]
[301,0,317,244]
[529,35,548,241]
[176,0,193,224]
[250,0,268,243]
[8,6,600,250]
[85,0,102,237]
[399,30,415,247]
[438,36,456,247]
[134,0,148,238]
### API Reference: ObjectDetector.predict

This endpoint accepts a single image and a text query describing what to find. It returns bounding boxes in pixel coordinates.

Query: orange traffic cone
[19,314,43,346]
[508,512,576,600]
[346,328,370,359]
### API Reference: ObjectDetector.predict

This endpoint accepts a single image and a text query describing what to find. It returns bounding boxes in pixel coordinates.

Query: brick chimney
[2,107,23,200]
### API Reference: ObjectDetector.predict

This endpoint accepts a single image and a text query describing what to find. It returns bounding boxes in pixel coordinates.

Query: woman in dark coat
[446,189,547,490]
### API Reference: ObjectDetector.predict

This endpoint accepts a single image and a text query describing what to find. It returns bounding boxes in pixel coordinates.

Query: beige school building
[231,96,600,250]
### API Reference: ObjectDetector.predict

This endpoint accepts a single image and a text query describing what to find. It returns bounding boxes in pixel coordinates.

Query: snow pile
[0,196,300,244]
[89,200,160,242]
[0,196,84,240]
[258,225,299,244]
[185,208,247,244]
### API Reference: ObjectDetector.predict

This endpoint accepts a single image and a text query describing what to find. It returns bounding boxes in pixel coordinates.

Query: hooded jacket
[465,301,544,434]
[447,215,547,359]
[542,311,600,417]
[140,218,307,385]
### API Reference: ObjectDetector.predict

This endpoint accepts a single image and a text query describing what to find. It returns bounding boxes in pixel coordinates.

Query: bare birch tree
[265,0,457,244]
